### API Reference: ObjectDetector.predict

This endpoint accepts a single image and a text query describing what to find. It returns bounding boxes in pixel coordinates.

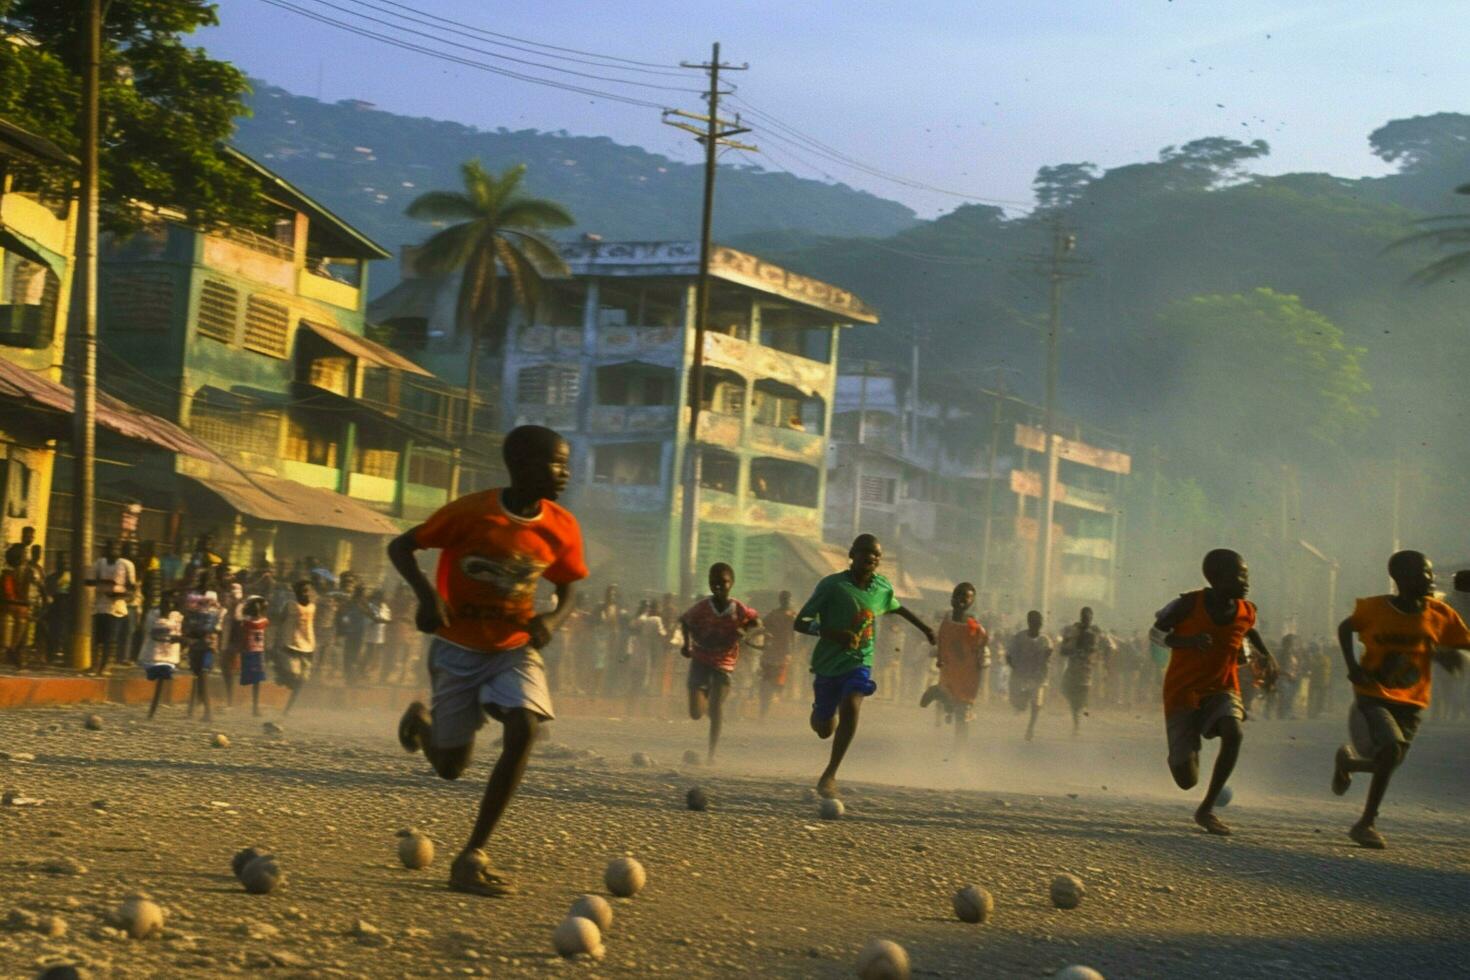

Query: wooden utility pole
[975,373,1008,604]
[69,0,103,669]
[1032,218,1080,620]
[665,43,751,600]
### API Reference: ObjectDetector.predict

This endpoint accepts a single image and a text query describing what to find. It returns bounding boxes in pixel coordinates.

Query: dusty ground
[1,692,1468,979]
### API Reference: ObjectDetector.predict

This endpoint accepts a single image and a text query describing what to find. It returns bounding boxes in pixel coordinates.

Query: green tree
[1386,185,1470,284]
[406,160,572,436]
[0,0,264,233]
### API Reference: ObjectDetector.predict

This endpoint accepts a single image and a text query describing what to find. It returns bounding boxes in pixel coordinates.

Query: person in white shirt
[366,588,393,683]
[141,594,183,719]
[87,539,136,675]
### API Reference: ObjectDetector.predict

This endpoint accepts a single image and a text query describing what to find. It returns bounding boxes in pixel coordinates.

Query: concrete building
[826,368,1131,620]
[375,239,878,596]
[93,148,477,573]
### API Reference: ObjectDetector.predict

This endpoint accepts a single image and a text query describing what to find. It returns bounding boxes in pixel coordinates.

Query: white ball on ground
[856,938,910,980]
[83,715,102,732]
[241,855,283,894]
[569,894,613,933]
[115,895,164,939]
[631,751,653,768]
[553,916,604,959]
[604,856,646,898]
[1216,785,1233,807]
[951,884,994,923]
[397,832,434,869]
[1054,966,1105,980]
[231,846,269,880]
[819,797,845,820]
[1050,874,1085,909]
[211,733,229,749]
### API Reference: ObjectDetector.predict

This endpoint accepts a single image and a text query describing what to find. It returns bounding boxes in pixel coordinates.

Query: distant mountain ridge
[230,81,919,293]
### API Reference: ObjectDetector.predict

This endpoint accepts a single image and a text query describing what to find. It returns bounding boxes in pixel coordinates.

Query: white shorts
[429,638,554,748]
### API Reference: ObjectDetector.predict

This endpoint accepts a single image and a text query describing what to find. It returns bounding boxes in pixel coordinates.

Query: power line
[248,0,671,109]
[287,0,703,93]
[346,0,686,71]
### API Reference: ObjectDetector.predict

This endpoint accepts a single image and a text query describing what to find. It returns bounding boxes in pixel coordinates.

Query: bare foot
[1349,821,1386,850]
[1194,808,1231,836]
[816,775,839,799]
[397,701,430,753]
[448,848,516,897]
[1331,745,1353,797]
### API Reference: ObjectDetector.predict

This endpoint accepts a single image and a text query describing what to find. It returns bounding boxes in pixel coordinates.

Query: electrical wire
[248,0,672,110]
[289,0,703,93]
[330,0,689,76]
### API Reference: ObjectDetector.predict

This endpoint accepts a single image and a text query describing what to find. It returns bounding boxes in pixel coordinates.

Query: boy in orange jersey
[920,582,988,745]
[1331,551,1470,849]
[1151,549,1278,836]
[389,425,587,897]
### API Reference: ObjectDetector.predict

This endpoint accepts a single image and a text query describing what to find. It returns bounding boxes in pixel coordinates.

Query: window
[752,380,824,433]
[102,270,174,335]
[195,279,237,343]
[187,390,280,457]
[595,363,675,406]
[284,417,338,467]
[592,443,662,486]
[699,449,739,494]
[860,475,897,505]
[354,447,400,479]
[307,356,352,396]
[0,253,60,349]
[517,364,581,405]
[750,458,820,508]
[242,295,290,357]
[699,368,745,416]
[1,457,32,519]
[408,449,452,488]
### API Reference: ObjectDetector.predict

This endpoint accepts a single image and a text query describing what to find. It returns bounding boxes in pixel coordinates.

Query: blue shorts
[240,651,267,686]
[812,666,877,722]
[144,664,176,682]
[188,646,214,676]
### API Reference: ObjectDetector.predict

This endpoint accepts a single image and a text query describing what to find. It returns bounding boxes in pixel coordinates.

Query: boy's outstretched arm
[893,606,937,647]
[386,529,449,633]
[1337,616,1365,685]
[1244,627,1280,684]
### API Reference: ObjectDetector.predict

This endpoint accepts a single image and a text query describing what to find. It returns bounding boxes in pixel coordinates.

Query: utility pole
[1030,218,1081,620]
[664,43,751,600]
[68,0,103,670]
[976,369,1012,605]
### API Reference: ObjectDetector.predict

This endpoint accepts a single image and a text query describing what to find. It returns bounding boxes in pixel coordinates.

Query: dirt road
[1,696,1467,978]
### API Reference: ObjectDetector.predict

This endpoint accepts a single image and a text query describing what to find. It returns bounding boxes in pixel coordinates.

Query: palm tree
[1387,182,1470,284]
[405,160,573,438]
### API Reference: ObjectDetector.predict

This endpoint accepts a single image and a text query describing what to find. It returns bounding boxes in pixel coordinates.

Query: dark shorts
[1351,695,1421,755]
[188,645,214,676]
[144,663,176,682]
[1009,682,1046,712]
[812,666,877,723]
[687,659,732,695]
[92,613,125,647]
[1165,691,1244,769]
[240,651,267,686]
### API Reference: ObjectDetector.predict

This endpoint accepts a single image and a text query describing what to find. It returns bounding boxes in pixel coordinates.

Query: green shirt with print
[797,571,902,677]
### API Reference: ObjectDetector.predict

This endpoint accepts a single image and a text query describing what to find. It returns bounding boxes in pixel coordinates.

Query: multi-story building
[387,239,877,596]
[95,148,475,573]
[826,368,1131,620]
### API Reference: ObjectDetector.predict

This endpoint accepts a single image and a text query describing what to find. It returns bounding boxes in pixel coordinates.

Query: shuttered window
[106,270,174,334]
[242,295,290,357]
[195,279,237,343]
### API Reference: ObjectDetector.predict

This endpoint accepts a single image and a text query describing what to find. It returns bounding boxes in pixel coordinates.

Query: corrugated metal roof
[0,117,75,166]
[0,357,221,462]
[222,146,390,260]
[300,319,433,377]
[185,470,401,535]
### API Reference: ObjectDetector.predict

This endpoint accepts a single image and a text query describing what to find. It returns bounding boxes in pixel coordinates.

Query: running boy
[238,596,269,717]
[920,582,988,745]
[796,534,935,799]
[1152,548,1278,836]
[277,580,315,716]
[141,594,183,719]
[680,562,763,762]
[1331,550,1470,849]
[390,424,586,897]
[1007,610,1052,741]
[758,590,798,718]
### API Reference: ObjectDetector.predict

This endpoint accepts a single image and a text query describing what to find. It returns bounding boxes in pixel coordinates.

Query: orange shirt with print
[1348,594,1470,708]
[1161,590,1256,717]
[414,489,588,654]
[937,616,988,704]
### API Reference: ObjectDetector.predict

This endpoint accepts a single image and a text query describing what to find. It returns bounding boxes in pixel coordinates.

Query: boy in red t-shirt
[389,425,587,897]
[680,562,763,762]
[1152,549,1278,836]
[1332,551,1470,849]
[921,582,988,745]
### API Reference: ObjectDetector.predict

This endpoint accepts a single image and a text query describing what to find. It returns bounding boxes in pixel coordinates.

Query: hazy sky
[205,0,1469,217]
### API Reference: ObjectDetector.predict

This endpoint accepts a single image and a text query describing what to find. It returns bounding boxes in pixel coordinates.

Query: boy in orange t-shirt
[1151,549,1278,836]
[389,425,587,897]
[1331,550,1470,850]
[920,582,988,745]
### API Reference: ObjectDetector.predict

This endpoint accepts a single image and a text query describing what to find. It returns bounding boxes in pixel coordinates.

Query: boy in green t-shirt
[795,534,936,799]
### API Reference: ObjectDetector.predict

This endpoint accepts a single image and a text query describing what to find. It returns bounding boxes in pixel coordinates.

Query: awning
[300,319,433,377]
[185,470,401,535]
[749,531,850,582]
[0,357,222,462]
